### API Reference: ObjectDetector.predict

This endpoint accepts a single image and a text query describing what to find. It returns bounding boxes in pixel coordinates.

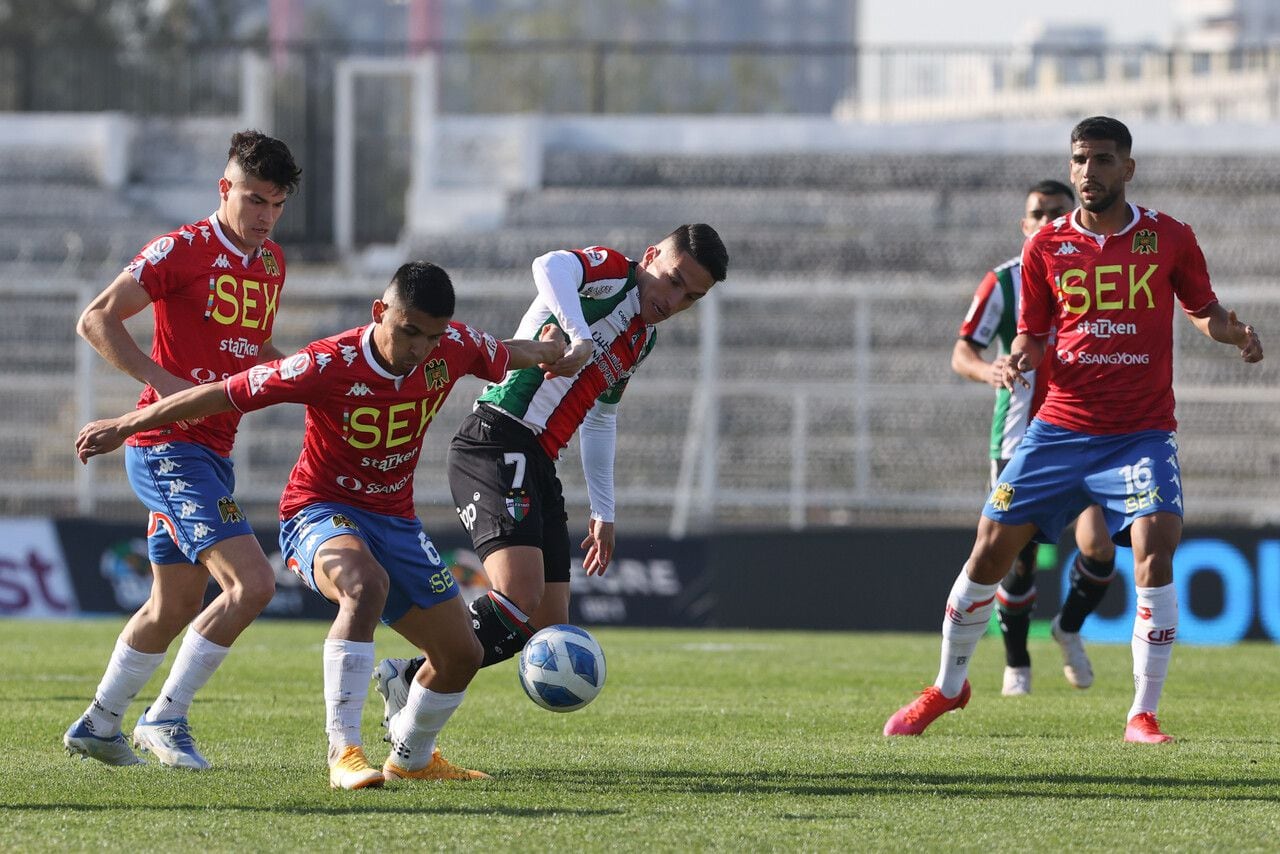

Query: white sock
[83,637,166,736]
[935,568,999,697]
[323,638,375,752]
[1129,584,1178,720]
[147,628,229,722]
[387,682,465,771]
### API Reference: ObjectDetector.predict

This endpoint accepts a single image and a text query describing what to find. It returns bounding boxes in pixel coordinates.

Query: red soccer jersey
[124,214,287,456]
[1019,203,1218,434]
[224,322,510,519]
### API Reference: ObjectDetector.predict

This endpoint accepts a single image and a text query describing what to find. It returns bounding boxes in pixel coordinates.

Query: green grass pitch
[2,619,1277,852]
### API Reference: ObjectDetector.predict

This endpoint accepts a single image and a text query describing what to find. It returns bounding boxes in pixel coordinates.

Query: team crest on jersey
[217,496,245,524]
[1132,229,1158,255]
[261,248,280,276]
[329,514,358,530]
[989,482,1015,512]
[423,359,450,390]
[505,490,531,522]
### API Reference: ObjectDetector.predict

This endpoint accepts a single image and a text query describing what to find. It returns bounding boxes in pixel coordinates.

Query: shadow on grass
[489,767,1280,802]
[0,803,625,818]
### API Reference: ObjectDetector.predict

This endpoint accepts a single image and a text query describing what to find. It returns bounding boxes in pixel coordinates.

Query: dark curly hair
[228,130,302,195]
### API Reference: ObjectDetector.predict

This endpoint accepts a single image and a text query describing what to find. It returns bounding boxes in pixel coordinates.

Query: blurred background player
[953,179,1116,696]
[885,116,1263,744]
[64,131,301,770]
[374,224,728,721]
[74,262,564,788]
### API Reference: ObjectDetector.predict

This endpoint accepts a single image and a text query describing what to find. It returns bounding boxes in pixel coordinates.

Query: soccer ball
[518,625,606,712]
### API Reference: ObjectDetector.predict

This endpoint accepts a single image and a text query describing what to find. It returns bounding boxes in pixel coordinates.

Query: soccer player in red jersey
[953,179,1116,697]
[887,116,1262,743]
[74,261,565,788]
[65,131,301,770]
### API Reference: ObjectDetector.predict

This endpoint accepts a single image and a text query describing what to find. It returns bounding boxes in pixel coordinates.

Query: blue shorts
[125,441,254,564]
[278,502,460,625]
[982,420,1183,546]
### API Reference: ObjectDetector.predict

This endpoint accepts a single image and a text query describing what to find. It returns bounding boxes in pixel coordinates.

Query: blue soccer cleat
[64,717,144,766]
[132,708,211,770]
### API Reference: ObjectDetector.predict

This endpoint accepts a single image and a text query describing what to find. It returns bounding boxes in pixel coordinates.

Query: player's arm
[75,382,234,463]
[1003,333,1047,391]
[951,339,1007,388]
[1187,303,1263,363]
[76,270,193,398]
[502,324,567,371]
[532,251,595,378]
[258,339,288,363]
[579,397,618,576]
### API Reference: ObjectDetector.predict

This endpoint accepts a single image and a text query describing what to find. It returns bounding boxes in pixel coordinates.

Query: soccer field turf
[3,619,1277,852]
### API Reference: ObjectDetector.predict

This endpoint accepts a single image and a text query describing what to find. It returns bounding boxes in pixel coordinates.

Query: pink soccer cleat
[883,681,971,736]
[1124,712,1174,744]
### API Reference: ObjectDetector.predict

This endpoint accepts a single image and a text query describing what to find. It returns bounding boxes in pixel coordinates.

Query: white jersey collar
[209,213,262,269]
[1070,202,1140,246]
[361,323,411,386]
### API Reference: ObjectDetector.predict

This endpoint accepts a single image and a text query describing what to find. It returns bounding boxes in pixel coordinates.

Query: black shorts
[447,406,571,583]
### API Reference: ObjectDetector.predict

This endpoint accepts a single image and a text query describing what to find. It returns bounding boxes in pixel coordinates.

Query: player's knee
[236,566,277,613]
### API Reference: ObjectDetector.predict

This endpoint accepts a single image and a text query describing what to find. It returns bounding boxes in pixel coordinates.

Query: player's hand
[535,323,569,370]
[1001,352,1033,391]
[544,338,594,380]
[1227,310,1263,363]
[581,518,615,576]
[988,355,1010,388]
[76,419,127,463]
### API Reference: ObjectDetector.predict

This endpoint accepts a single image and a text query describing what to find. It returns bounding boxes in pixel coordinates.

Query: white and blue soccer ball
[518,624,606,712]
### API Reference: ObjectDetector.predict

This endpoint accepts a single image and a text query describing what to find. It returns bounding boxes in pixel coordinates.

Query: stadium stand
[3,134,1279,531]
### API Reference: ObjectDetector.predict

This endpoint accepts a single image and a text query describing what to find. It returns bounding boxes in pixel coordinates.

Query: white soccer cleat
[1051,615,1094,689]
[64,717,144,766]
[132,709,211,770]
[373,658,414,736]
[1001,665,1031,696]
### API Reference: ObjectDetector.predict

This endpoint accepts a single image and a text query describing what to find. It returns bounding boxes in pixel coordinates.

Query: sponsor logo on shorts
[217,496,245,524]
[989,482,1014,511]
[329,514,358,530]
[457,502,478,531]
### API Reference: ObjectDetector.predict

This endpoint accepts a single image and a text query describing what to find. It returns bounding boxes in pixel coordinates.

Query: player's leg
[65,557,206,765]
[996,541,1038,695]
[885,421,1088,736]
[1050,504,1117,689]
[1085,429,1183,742]
[1124,511,1181,743]
[884,514,1038,735]
[281,506,389,788]
[383,598,488,781]
[132,534,274,770]
[471,546,544,664]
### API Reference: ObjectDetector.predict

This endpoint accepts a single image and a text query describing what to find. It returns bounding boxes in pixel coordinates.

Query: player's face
[218,164,289,254]
[1069,139,1134,215]
[1020,191,1073,238]
[635,242,715,325]
[370,299,451,376]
